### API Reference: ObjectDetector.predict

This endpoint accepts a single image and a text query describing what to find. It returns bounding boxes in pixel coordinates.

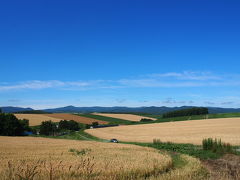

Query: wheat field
[0,136,172,180]
[93,113,157,122]
[86,118,240,145]
[14,114,62,126]
[14,113,108,126]
[45,113,108,124]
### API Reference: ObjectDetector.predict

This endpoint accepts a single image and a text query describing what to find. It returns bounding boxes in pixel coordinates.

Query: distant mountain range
[0,106,34,113]
[1,105,240,114]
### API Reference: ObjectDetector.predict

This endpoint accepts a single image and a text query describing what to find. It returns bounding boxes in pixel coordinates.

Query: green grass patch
[202,138,235,154]
[31,129,108,142]
[121,139,240,160]
[208,112,240,118]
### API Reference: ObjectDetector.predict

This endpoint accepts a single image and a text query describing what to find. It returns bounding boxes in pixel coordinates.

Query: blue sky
[1,0,240,109]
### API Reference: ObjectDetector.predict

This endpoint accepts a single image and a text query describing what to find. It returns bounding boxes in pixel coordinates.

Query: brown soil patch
[202,154,240,180]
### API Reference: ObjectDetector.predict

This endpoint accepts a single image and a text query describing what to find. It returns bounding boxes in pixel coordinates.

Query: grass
[202,138,235,154]
[122,138,240,160]
[32,129,106,142]
[124,141,221,160]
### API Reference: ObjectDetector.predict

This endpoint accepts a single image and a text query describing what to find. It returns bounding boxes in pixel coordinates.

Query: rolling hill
[2,105,240,114]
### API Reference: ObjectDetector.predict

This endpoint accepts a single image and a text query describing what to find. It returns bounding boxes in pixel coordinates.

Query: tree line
[162,107,209,118]
[39,120,82,136]
[0,111,31,136]
[0,108,83,136]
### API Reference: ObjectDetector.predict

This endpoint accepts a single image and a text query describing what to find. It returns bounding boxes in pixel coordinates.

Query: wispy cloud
[0,80,65,91]
[150,71,221,81]
[0,80,107,91]
[0,71,239,91]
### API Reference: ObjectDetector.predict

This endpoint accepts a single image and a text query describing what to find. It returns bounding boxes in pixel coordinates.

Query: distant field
[93,113,157,122]
[14,114,62,126]
[0,136,172,180]
[144,112,240,123]
[86,118,240,145]
[45,114,108,125]
[80,114,136,125]
[14,113,108,126]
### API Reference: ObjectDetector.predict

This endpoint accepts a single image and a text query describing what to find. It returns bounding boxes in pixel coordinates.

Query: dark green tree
[0,113,28,136]
[92,122,99,127]
[162,107,209,118]
[58,120,69,130]
[68,120,80,131]
[58,120,80,131]
[39,120,57,136]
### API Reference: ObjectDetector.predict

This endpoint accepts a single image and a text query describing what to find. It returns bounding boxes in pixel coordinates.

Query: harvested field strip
[93,113,157,122]
[0,136,172,180]
[86,118,240,145]
[45,113,108,125]
[14,114,62,126]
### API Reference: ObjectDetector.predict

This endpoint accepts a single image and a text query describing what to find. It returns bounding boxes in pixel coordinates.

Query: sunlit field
[0,136,172,180]
[86,118,240,145]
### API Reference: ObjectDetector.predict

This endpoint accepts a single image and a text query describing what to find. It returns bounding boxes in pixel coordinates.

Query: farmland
[86,118,240,145]
[14,113,108,126]
[14,114,62,126]
[0,136,177,180]
[93,113,157,122]
[45,113,108,125]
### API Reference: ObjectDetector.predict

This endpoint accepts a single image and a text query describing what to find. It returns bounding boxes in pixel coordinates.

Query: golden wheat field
[0,136,173,180]
[86,118,240,145]
[14,114,62,126]
[45,113,108,125]
[93,113,157,122]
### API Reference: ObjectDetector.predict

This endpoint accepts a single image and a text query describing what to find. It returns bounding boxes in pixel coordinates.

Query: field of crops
[0,136,173,180]
[86,118,240,145]
[93,113,157,122]
[14,114,62,126]
[45,113,108,125]
[14,113,108,126]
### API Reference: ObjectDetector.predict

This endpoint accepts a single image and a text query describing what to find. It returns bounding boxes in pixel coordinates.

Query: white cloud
[150,71,221,80]
[0,80,100,92]
[0,71,239,91]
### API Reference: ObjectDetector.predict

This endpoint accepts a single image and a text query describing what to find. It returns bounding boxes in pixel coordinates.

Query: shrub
[153,139,162,144]
[58,120,80,131]
[140,118,153,122]
[202,138,234,154]
[92,122,99,127]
